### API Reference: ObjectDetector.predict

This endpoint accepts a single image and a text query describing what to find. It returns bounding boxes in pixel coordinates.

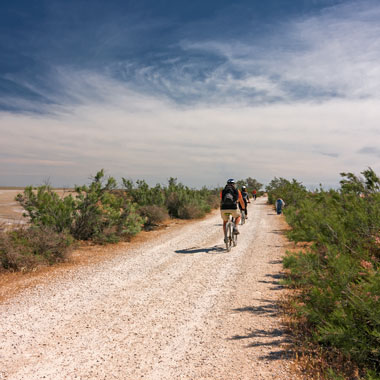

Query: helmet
[227,178,236,184]
[242,185,246,190]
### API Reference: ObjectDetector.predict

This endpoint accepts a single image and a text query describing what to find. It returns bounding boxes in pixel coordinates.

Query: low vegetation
[0,170,220,271]
[267,168,380,380]
[0,226,73,271]
[122,177,219,222]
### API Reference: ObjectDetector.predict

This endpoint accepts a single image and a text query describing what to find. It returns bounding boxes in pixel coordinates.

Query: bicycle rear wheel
[225,221,233,251]
[232,226,238,246]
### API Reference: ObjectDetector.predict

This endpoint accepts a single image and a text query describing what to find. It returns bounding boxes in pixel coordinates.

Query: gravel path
[0,197,292,380]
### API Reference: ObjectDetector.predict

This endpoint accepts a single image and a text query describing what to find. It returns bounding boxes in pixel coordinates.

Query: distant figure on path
[252,189,257,200]
[240,185,251,218]
[276,198,285,215]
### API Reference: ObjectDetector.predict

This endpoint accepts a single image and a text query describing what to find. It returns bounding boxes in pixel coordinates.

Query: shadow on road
[268,229,288,235]
[232,299,280,318]
[229,299,294,360]
[175,245,225,254]
[258,273,286,290]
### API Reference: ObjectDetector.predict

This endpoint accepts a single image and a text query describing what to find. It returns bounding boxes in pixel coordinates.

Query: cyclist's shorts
[221,209,241,221]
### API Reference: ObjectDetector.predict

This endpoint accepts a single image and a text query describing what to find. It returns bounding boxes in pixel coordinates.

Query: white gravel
[0,197,292,380]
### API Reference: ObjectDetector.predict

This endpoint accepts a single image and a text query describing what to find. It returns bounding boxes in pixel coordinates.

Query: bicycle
[224,213,238,251]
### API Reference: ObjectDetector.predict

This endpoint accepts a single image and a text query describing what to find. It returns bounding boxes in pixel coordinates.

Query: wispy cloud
[3,1,380,110]
[1,1,380,187]
[1,68,379,187]
[175,1,380,104]
[358,146,380,158]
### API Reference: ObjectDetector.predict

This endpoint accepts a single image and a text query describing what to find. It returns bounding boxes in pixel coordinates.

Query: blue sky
[1,0,379,188]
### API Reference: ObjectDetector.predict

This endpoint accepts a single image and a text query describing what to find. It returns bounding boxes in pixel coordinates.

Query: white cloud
[179,1,380,102]
[1,69,379,188]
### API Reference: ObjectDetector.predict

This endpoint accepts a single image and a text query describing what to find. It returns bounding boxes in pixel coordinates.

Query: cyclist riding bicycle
[220,179,246,239]
[240,185,251,218]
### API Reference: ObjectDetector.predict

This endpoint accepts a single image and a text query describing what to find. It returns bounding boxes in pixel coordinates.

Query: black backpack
[222,185,237,207]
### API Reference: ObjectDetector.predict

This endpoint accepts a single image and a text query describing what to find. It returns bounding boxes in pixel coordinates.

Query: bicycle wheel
[232,224,238,247]
[225,221,232,251]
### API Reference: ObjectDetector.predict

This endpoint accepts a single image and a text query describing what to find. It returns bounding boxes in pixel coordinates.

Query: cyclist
[220,179,245,239]
[252,189,257,200]
[240,185,251,218]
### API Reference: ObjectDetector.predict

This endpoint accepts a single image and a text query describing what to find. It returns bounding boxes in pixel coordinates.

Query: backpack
[222,186,237,207]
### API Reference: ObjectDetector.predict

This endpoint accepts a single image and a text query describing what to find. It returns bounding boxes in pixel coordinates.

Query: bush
[178,203,205,219]
[16,186,75,233]
[71,171,143,242]
[0,227,73,271]
[281,168,380,377]
[17,170,144,243]
[138,205,169,227]
[123,176,219,220]
[266,177,308,207]
[16,170,219,245]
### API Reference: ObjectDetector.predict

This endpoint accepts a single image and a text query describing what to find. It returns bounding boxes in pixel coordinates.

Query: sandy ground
[0,197,293,380]
[0,190,26,226]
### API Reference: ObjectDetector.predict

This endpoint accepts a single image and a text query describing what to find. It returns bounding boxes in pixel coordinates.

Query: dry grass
[0,227,73,272]
[138,205,169,228]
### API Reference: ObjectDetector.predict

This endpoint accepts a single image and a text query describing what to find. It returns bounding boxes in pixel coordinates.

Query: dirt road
[0,197,292,380]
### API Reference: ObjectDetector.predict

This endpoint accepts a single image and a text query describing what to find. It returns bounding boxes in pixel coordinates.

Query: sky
[1,0,379,189]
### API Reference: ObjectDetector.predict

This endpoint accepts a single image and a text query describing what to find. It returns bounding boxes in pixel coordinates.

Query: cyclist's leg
[224,220,230,247]
[221,210,230,241]
[228,220,233,247]
[223,220,227,236]
[233,209,241,233]
[233,222,238,245]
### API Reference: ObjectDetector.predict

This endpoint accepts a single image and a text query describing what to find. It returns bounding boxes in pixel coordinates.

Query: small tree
[17,170,144,243]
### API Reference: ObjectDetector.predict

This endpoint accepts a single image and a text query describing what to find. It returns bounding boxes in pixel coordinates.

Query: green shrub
[281,168,380,377]
[71,171,143,242]
[16,186,75,233]
[122,176,218,220]
[17,170,144,243]
[266,177,307,207]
